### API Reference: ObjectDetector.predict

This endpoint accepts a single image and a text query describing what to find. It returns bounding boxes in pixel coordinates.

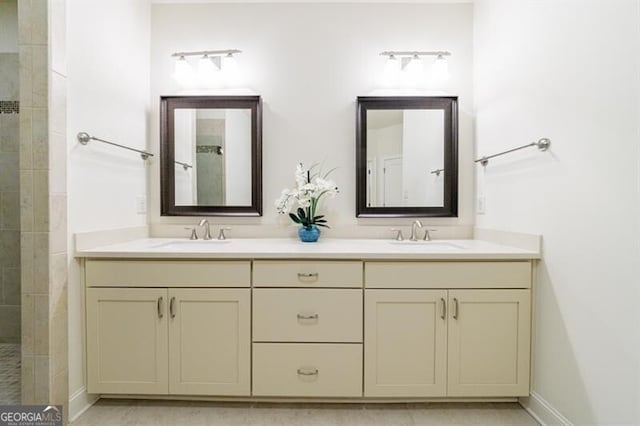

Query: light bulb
[383,54,401,86]
[222,53,239,85]
[198,54,220,87]
[405,54,424,86]
[173,56,194,86]
[432,54,450,82]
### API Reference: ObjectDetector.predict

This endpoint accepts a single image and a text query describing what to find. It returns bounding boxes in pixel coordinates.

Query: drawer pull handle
[453,298,459,319]
[297,273,319,279]
[440,298,446,320]
[297,313,319,321]
[297,367,319,376]
[157,297,164,319]
[170,297,176,318]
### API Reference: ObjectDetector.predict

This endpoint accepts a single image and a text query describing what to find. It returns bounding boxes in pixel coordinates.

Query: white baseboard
[69,386,99,423]
[520,392,573,426]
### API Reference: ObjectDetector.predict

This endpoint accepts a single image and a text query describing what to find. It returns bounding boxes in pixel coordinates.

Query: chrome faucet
[198,219,212,240]
[409,220,423,241]
[217,227,231,240]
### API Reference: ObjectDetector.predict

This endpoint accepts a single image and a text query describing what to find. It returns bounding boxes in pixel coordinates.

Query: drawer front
[253,289,362,342]
[85,260,251,287]
[252,343,362,397]
[253,261,363,288]
[365,261,531,289]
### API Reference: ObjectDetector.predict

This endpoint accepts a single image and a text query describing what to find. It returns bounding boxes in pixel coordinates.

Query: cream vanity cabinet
[251,260,363,397]
[85,260,251,396]
[364,261,532,398]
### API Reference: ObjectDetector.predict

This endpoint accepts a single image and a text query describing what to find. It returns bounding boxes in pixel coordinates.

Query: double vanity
[77,236,538,402]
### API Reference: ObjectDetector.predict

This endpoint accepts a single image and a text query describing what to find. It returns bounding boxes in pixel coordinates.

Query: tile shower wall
[0,52,20,343]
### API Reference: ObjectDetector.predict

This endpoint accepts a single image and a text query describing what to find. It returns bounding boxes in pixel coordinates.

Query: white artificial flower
[295,163,307,188]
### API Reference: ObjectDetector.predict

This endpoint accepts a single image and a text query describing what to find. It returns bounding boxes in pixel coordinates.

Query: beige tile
[19,45,33,108]
[3,267,21,305]
[33,170,48,231]
[32,108,48,170]
[20,232,35,294]
[0,305,20,341]
[33,232,49,293]
[49,132,66,194]
[51,371,68,422]
[18,0,33,46]
[34,355,50,404]
[20,170,34,232]
[20,107,33,170]
[1,191,20,230]
[50,72,66,135]
[34,294,49,355]
[49,194,67,254]
[21,353,35,404]
[0,113,20,153]
[0,230,20,268]
[49,252,67,309]
[31,0,48,46]
[32,45,48,108]
[33,170,49,232]
[408,402,539,425]
[21,293,35,355]
[0,152,19,192]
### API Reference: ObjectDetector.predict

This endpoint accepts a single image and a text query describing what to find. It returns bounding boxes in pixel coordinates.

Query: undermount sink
[389,241,465,250]
[152,240,231,250]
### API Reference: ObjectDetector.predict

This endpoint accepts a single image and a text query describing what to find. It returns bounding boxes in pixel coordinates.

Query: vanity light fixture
[171,49,242,86]
[380,51,451,85]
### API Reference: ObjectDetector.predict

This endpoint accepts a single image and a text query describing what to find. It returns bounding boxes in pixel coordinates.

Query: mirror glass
[356,96,458,217]
[161,96,262,216]
[173,108,252,206]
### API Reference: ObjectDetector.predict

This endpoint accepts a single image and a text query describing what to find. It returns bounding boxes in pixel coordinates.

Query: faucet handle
[423,228,437,241]
[217,227,232,241]
[184,227,198,240]
[390,228,404,241]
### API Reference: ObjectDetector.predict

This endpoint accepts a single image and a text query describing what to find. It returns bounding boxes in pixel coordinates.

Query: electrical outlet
[136,196,147,214]
[477,196,486,215]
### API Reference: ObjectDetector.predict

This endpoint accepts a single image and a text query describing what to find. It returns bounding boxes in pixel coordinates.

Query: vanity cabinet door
[447,289,531,397]
[364,289,447,397]
[86,288,169,394]
[168,289,250,395]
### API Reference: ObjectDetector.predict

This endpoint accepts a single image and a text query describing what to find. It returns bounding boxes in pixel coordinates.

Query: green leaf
[289,213,301,224]
[297,208,306,220]
[313,215,325,220]
[316,223,330,228]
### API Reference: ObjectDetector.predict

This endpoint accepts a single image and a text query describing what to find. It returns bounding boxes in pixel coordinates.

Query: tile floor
[0,343,21,404]
[72,399,539,425]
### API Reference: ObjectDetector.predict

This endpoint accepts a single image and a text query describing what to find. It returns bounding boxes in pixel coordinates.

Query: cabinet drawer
[253,289,362,342]
[365,261,531,289]
[252,343,362,397]
[85,260,251,287]
[253,261,363,288]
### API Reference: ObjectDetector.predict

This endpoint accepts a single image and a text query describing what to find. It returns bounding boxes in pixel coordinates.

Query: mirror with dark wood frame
[356,96,458,217]
[160,95,262,216]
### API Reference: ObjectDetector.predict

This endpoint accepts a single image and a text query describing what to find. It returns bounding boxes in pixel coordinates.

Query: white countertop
[75,238,540,260]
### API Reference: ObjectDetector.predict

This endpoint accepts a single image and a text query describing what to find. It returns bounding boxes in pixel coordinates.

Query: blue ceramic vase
[298,225,320,242]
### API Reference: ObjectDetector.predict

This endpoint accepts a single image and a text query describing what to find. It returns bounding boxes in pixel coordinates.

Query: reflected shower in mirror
[161,96,262,216]
[356,96,458,217]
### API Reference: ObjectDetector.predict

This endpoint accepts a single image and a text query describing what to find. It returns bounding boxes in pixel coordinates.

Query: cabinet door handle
[297,367,319,376]
[169,297,176,318]
[452,298,459,319]
[297,313,319,321]
[440,298,446,320]
[297,273,319,279]
[157,297,164,319]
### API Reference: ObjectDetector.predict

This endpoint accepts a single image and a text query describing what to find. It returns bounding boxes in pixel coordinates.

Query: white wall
[149,2,474,228]
[66,0,151,416]
[225,109,252,205]
[474,1,640,424]
[174,109,196,205]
